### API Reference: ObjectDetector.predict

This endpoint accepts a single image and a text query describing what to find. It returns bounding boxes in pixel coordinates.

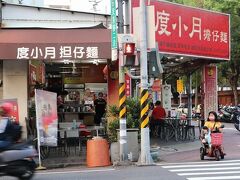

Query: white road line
[187,176,240,180]
[36,168,115,175]
[224,128,235,130]
[178,171,240,176]
[170,167,240,172]
[157,159,240,166]
[162,162,240,169]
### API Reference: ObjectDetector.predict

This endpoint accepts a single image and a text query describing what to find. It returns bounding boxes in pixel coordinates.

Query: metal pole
[0,1,2,28]
[179,93,182,106]
[118,0,128,162]
[139,0,153,165]
[124,0,130,33]
[187,74,192,124]
[118,0,124,33]
[195,72,198,111]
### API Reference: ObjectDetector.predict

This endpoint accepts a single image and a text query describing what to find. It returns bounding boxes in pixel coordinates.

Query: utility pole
[118,0,128,161]
[139,0,153,165]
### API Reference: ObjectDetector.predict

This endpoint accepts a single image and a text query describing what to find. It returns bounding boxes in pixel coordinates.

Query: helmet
[0,102,13,116]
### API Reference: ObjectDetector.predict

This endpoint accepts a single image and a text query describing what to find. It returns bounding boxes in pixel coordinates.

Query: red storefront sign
[203,65,218,119]
[132,0,230,60]
[125,74,131,97]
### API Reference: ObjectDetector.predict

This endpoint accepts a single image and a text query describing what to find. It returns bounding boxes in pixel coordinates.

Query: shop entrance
[43,60,108,126]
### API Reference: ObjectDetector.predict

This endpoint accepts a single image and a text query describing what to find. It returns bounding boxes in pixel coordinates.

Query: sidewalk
[37,128,201,169]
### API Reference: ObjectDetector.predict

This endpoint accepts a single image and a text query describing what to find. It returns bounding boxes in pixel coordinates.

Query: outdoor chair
[65,129,81,156]
[56,131,67,156]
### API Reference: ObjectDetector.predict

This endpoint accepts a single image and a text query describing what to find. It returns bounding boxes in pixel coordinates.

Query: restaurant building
[0,2,119,137]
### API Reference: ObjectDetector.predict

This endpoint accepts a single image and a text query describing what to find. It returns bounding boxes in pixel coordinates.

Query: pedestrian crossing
[158,159,240,180]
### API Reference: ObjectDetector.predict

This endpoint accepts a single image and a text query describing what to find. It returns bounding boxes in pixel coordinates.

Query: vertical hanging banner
[29,64,37,85]
[152,79,161,92]
[125,74,132,97]
[132,0,230,60]
[111,0,118,61]
[203,65,218,119]
[0,99,19,123]
[35,89,58,146]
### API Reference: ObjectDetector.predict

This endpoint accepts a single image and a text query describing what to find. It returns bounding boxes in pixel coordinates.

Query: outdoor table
[58,125,105,138]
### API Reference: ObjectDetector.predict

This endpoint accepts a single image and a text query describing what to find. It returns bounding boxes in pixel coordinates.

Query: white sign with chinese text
[17,45,99,60]
[162,84,172,116]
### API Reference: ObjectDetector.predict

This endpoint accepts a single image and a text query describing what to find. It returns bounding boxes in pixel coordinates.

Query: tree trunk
[230,75,239,106]
[232,85,239,105]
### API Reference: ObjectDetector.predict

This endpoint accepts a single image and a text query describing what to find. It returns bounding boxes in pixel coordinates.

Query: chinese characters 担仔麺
[17,46,99,60]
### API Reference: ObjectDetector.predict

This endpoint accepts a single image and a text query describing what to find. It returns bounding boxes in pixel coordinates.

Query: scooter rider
[0,103,15,150]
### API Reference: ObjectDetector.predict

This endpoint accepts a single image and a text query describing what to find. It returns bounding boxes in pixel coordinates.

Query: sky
[44,0,110,14]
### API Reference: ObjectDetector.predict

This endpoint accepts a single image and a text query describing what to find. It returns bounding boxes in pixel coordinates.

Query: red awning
[0,28,111,60]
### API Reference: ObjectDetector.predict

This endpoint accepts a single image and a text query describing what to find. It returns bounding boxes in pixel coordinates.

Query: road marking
[162,162,240,169]
[224,128,235,130]
[37,168,115,175]
[157,159,240,166]
[187,176,240,180]
[178,170,240,176]
[170,166,240,172]
[160,159,240,180]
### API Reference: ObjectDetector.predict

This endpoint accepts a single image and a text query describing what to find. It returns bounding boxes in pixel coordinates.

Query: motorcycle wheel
[234,123,240,132]
[200,147,204,160]
[5,160,35,180]
[18,169,34,180]
[214,149,220,161]
[221,154,224,159]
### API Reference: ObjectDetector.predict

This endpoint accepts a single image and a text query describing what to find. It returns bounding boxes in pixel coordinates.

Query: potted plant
[107,97,141,162]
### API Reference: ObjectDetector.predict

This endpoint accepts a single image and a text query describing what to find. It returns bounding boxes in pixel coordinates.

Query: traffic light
[147,51,163,78]
[123,43,135,55]
[123,42,138,67]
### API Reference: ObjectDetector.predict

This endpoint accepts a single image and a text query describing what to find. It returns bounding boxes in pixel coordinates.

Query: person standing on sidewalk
[94,92,107,125]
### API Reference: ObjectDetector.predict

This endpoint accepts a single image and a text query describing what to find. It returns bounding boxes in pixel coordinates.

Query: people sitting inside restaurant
[150,101,166,138]
[83,88,94,112]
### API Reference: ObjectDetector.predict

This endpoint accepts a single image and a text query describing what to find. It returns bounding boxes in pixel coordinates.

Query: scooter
[200,126,225,161]
[234,113,240,132]
[0,140,37,180]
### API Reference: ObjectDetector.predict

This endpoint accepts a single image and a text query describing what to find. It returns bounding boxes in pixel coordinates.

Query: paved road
[159,159,240,180]
[2,123,240,180]
[160,123,240,163]
[4,159,240,180]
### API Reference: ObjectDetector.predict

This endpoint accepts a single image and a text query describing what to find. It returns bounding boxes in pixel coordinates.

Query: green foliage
[107,97,141,142]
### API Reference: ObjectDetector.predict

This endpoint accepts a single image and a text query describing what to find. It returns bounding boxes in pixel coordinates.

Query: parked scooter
[218,106,233,123]
[234,113,240,132]
[0,140,37,180]
[200,125,225,161]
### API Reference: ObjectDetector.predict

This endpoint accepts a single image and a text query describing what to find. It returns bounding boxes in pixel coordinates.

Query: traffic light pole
[118,0,128,162]
[139,0,153,165]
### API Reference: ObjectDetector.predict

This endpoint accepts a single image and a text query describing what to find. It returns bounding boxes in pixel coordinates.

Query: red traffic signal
[123,43,135,55]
